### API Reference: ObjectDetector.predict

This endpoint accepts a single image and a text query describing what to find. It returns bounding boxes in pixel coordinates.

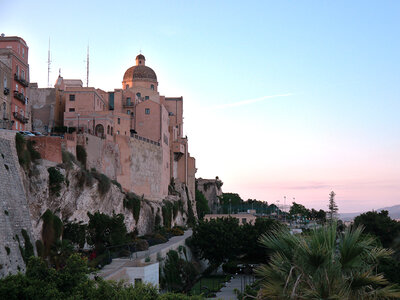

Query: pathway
[212,275,254,300]
[97,229,192,279]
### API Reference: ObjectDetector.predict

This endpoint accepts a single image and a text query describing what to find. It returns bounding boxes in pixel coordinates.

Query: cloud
[209,93,293,110]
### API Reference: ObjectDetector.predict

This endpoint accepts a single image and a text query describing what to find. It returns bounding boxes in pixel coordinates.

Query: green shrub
[76,145,87,168]
[162,201,174,228]
[5,246,10,255]
[27,140,41,161]
[91,170,111,195]
[15,133,30,169]
[222,261,240,274]
[155,213,161,228]
[4,210,8,216]
[111,179,122,191]
[134,239,149,251]
[48,167,64,196]
[170,227,184,236]
[77,169,94,188]
[61,150,75,169]
[124,193,141,223]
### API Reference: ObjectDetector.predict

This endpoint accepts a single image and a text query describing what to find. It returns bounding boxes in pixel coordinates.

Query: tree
[289,202,309,219]
[195,189,210,220]
[256,224,400,299]
[161,247,198,293]
[354,210,400,248]
[191,217,242,266]
[86,212,128,254]
[327,190,338,223]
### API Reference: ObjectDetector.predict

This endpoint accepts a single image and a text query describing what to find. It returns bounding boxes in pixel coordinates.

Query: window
[127,110,131,115]
[21,88,24,95]
[118,118,120,124]
[69,108,75,112]
[107,125,110,134]
[14,105,18,113]
[15,83,18,92]
[15,121,18,129]
[22,47,25,58]
[136,92,141,98]
[134,278,142,285]
[16,65,19,76]
[126,84,129,89]
[126,97,131,105]
[117,130,120,135]
[111,127,113,135]
[145,96,149,100]
[69,94,75,101]
[21,69,25,80]
[145,108,150,115]
[150,84,154,90]
[3,76,7,88]
[242,218,247,224]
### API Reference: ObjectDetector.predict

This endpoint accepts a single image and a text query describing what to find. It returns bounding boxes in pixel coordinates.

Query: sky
[1,1,399,213]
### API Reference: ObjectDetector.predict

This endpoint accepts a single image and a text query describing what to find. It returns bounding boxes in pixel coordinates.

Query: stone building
[0,59,12,129]
[0,35,30,131]
[56,54,196,201]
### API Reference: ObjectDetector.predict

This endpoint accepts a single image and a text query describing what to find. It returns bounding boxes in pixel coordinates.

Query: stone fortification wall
[29,136,62,164]
[77,133,168,201]
[197,178,223,213]
[0,130,36,277]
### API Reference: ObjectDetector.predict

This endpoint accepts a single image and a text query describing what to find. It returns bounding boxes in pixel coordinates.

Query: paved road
[213,275,255,300]
[98,229,192,279]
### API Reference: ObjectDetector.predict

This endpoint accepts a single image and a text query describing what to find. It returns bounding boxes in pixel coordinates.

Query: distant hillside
[339,204,400,221]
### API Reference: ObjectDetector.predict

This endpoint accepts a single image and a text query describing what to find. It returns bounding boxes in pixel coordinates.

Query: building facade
[60,54,196,200]
[0,59,12,129]
[0,35,30,131]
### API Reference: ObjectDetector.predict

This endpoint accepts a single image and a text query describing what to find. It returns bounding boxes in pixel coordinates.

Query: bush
[76,145,87,168]
[77,169,93,188]
[162,201,174,228]
[124,193,141,223]
[134,239,149,251]
[170,227,184,236]
[91,170,111,195]
[222,261,239,274]
[27,140,41,161]
[48,167,64,196]
[15,133,31,169]
[61,150,75,169]
[111,180,122,191]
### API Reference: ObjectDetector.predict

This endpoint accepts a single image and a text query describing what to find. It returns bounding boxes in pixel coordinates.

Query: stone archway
[95,124,104,138]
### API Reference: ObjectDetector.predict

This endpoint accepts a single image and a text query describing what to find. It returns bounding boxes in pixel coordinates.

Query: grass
[190,275,230,296]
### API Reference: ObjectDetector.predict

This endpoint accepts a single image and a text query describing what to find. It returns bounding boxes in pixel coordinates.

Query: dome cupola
[122,54,157,89]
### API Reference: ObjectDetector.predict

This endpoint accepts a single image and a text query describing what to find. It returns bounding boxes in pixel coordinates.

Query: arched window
[151,84,154,90]
[111,127,113,135]
[126,84,129,89]
[136,92,141,99]
[3,76,7,88]
[107,125,110,134]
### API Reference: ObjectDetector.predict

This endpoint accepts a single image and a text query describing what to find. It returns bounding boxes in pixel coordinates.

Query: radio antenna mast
[47,38,51,87]
[86,44,89,87]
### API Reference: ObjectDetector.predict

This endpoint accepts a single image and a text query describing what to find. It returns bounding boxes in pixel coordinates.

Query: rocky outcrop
[24,159,196,243]
[196,177,223,213]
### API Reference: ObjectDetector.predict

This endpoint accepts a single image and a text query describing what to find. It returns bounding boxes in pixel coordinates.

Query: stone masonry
[0,129,36,277]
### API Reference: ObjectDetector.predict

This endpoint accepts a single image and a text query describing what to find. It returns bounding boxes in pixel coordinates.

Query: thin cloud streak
[208,93,294,110]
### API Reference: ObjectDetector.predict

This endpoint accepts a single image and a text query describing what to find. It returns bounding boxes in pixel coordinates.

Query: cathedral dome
[123,54,157,83]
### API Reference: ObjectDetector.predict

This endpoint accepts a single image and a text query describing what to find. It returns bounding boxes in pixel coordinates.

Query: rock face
[25,161,196,243]
[0,129,198,278]
[196,178,223,213]
[0,131,36,277]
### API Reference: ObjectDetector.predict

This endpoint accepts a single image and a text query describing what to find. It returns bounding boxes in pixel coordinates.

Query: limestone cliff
[24,160,196,243]
[196,177,223,213]
[0,130,197,278]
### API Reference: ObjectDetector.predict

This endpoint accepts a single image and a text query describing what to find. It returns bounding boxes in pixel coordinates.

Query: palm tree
[255,224,400,299]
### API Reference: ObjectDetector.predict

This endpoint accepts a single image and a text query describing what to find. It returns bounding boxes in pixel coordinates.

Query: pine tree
[327,191,338,222]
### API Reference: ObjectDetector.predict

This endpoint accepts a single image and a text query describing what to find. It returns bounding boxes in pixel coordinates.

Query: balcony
[173,142,185,154]
[14,73,29,87]
[3,87,9,95]
[13,112,29,124]
[13,90,26,104]
[123,100,134,108]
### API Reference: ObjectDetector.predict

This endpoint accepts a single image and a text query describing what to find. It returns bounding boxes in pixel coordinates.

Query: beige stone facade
[53,54,196,201]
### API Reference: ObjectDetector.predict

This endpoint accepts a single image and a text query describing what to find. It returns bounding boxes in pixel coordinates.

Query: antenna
[86,44,89,87]
[47,38,51,87]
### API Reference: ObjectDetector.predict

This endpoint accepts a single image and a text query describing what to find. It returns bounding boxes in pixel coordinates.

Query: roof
[123,65,157,82]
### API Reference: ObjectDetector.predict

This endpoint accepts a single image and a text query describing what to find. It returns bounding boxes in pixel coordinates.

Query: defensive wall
[0,129,36,277]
